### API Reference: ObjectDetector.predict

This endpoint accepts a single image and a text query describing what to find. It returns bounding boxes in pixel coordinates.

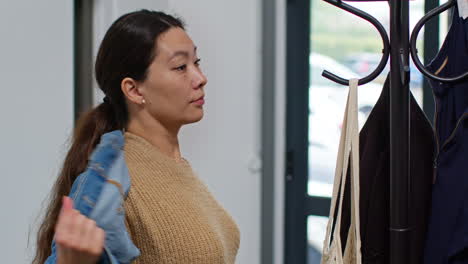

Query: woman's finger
[62,196,74,211]
[89,227,105,256]
[55,196,74,238]
[67,212,87,247]
[80,218,97,249]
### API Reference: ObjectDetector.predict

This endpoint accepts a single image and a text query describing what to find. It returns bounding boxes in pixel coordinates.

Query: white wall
[0,1,74,263]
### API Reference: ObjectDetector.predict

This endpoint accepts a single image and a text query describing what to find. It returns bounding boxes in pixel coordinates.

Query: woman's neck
[126,118,182,161]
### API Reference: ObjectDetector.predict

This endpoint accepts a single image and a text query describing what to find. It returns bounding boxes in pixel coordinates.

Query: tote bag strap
[349,79,362,263]
[322,79,359,257]
[342,79,362,263]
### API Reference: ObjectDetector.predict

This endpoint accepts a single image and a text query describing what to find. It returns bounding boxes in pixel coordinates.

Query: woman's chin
[184,112,204,124]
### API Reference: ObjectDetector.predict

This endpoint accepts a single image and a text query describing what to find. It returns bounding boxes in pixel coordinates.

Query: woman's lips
[192,97,205,105]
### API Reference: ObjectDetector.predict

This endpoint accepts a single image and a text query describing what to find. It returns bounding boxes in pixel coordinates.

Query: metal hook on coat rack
[410,0,468,83]
[320,0,390,86]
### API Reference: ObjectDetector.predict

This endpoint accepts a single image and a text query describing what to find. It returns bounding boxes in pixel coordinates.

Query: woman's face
[138,27,207,127]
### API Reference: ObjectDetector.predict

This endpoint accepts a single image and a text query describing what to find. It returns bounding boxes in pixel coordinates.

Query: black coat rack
[320,0,465,263]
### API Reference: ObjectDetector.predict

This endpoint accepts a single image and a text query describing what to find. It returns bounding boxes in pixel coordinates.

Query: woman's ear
[121,77,144,105]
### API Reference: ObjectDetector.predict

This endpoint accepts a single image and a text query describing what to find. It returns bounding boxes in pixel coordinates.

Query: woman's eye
[174,65,187,71]
[194,58,201,66]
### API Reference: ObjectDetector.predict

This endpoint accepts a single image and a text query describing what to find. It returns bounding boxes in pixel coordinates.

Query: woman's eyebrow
[169,46,198,61]
[169,50,189,60]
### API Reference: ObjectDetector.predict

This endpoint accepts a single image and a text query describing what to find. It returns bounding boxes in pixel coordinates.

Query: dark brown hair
[32,10,184,264]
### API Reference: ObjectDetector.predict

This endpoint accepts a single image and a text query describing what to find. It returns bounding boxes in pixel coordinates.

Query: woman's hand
[55,196,105,264]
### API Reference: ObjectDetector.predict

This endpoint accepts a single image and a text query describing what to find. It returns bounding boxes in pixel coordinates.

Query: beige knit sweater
[123,132,240,264]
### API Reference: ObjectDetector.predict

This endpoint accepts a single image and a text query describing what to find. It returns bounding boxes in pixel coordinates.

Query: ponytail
[32,103,120,264]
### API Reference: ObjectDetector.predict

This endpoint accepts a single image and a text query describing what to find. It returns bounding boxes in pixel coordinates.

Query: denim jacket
[44,130,140,264]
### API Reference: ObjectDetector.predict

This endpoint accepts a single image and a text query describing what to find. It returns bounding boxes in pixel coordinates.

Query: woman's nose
[192,69,208,89]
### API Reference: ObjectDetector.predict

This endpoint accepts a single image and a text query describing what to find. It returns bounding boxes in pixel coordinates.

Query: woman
[33,10,240,264]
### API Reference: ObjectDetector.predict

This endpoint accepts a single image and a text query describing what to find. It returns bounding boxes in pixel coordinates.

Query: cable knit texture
[123,132,240,264]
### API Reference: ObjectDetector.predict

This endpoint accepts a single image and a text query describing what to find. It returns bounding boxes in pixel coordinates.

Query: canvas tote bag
[321,78,362,264]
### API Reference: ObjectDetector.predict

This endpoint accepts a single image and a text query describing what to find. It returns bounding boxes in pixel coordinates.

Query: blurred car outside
[308,52,380,196]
